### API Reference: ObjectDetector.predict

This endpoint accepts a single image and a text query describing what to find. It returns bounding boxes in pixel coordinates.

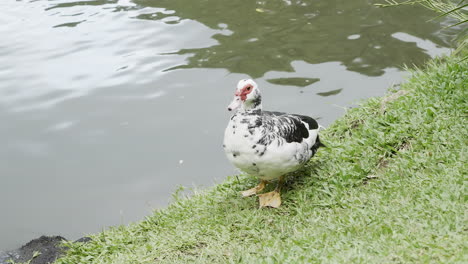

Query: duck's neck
[241,95,262,113]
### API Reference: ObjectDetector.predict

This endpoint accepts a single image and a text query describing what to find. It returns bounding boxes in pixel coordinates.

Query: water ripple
[0,0,218,111]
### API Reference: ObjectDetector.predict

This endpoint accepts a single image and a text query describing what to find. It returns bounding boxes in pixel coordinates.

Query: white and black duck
[223,79,324,208]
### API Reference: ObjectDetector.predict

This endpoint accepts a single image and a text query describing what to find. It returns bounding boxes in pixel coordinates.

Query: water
[0,0,458,250]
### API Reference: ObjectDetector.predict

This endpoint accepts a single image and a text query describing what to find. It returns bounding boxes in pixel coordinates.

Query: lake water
[0,0,459,250]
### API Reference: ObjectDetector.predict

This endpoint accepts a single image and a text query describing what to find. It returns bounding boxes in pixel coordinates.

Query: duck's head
[227,79,262,112]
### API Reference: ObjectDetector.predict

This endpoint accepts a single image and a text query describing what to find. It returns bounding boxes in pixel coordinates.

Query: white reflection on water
[46,121,76,132]
[392,32,451,58]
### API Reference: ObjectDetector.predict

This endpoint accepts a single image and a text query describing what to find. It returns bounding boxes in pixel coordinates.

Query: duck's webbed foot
[258,190,281,208]
[241,180,267,197]
[258,176,284,208]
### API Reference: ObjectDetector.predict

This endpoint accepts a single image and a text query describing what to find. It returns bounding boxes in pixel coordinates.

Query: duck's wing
[259,111,319,145]
[288,114,319,129]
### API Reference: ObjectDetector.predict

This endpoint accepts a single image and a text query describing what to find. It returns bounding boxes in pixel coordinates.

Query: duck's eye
[246,86,251,91]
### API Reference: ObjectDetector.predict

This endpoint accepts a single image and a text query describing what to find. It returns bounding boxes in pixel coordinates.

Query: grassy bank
[55,55,466,263]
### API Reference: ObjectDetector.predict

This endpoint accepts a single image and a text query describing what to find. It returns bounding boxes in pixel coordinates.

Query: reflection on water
[317,88,343,97]
[135,0,455,77]
[0,0,459,250]
[267,77,320,87]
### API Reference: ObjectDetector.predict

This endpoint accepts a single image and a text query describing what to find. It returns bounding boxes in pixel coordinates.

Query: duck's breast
[223,114,262,170]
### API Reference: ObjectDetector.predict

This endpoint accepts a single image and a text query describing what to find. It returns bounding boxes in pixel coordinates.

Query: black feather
[256,111,319,145]
[311,135,325,155]
[291,114,319,129]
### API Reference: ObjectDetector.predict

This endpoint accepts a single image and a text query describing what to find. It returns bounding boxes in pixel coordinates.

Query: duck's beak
[227,96,241,111]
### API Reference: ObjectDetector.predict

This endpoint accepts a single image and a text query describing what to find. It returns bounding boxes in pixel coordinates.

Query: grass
[55,55,467,263]
[376,0,468,26]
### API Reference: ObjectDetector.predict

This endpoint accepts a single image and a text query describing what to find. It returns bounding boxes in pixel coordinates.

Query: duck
[223,79,324,208]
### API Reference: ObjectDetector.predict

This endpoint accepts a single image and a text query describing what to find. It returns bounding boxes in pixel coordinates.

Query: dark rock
[0,235,93,264]
[1,236,66,264]
[74,237,92,243]
[0,251,19,264]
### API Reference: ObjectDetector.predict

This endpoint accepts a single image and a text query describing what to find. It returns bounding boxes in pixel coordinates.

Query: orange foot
[258,190,281,208]
[241,180,266,197]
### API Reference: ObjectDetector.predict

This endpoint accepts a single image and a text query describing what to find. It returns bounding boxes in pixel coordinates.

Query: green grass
[55,55,467,263]
[376,0,468,27]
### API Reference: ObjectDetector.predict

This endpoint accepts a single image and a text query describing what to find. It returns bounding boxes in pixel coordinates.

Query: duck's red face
[227,79,258,112]
[235,84,254,101]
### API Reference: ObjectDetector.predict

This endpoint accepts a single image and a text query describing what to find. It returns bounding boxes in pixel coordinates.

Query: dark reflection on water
[53,21,85,28]
[267,77,320,87]
[45,0,119,11]
[317,88,343,97]
[134,0,456,77]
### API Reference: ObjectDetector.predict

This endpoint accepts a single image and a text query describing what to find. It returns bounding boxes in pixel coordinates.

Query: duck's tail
[317,124,326,148]
[316,135,326,148]
[311,135,326,156]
